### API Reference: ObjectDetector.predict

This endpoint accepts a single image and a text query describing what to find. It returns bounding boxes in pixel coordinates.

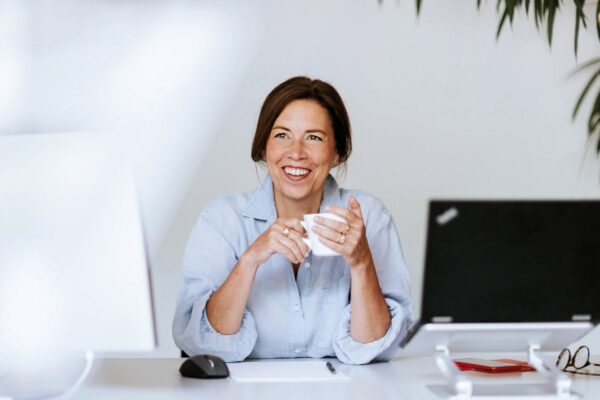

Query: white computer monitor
[0,133,156,399]
[0,132,156,353]
[0,132,156,398]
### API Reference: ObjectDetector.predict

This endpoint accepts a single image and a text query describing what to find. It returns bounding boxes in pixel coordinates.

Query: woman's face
[265,99,339,204]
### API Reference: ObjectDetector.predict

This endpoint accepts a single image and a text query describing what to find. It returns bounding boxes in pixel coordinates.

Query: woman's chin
[273,173,325,202]
[278,185,315,202]
[281,190,310,202]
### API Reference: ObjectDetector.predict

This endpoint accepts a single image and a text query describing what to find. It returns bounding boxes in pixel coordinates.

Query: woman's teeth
[284,167,309,176]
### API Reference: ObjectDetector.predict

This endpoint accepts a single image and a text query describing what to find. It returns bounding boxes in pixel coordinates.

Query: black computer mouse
[179,354,230,379]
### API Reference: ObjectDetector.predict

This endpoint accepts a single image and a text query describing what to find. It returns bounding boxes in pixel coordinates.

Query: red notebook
[454,358,536,373]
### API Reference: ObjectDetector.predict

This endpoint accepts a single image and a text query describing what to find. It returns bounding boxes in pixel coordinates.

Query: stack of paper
[227,360,349,382]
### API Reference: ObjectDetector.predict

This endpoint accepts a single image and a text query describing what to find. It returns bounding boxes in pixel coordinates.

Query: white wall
[2,0,599,357]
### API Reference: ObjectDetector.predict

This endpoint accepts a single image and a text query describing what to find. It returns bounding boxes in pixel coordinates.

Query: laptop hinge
[572,314,591,321]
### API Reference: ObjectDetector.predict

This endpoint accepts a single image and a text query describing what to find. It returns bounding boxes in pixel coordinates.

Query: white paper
[227,360,349,382]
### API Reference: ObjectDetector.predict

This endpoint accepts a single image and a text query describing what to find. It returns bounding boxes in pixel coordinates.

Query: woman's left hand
[312,196,373,270]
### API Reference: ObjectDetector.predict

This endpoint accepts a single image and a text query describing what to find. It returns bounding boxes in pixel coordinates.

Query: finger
[348,196,363,218]
[313,216,348,234]
[312,225,348,244]
[276,223,291,237]
[278,218,306,235]
[272,239,303,263]
[317,235,345,254]
[272,221,308,259]
[285,228,310,256]
[325,205,356,222]
[277,235,305,263]
[325,206,362,230]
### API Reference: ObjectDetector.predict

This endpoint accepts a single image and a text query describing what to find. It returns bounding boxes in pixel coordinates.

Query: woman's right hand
[242,218,309,267]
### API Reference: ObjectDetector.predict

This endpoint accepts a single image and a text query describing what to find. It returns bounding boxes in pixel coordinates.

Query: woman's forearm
[205,255,259,335]
[349,260,391,343]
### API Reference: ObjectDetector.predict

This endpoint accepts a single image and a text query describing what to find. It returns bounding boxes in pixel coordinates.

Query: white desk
[73,356,600,400]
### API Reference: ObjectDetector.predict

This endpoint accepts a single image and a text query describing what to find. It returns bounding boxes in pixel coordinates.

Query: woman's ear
[332,154,340,168]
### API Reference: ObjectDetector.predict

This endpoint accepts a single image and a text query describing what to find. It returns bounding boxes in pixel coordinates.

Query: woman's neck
[274,191,323,219]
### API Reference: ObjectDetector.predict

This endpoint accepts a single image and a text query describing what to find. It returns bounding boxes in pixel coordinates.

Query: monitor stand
[0,351,94,400]
[434,345,577,400]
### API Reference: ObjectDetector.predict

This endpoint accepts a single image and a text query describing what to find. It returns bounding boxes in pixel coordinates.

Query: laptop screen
[421,200,600,324]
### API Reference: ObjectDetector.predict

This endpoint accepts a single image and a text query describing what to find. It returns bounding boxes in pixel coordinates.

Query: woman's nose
[287,139,306,159]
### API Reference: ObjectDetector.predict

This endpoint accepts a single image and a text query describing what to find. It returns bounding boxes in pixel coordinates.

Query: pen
[325,361,337,375]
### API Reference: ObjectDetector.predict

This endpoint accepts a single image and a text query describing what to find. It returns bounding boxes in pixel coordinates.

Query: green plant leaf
[416,0,422,15]
[497,10,509,38]
[572,68,600,120]
[570,57,600,75]
[508,1,516,25]
[534,0,543,29]
[587,89,600,134]
[597,1,600,43]
[574,0,587,58]
[545,0,559,47]
[495,0,521,40]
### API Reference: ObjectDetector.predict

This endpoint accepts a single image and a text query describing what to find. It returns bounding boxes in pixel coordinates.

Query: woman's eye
[274,132,287,139]
[308,135,323,141]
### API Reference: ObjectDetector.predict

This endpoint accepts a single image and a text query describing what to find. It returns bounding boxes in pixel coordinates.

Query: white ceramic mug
[301,212,347,257]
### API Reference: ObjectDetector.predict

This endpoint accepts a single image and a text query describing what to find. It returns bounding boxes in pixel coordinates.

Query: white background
[1,0,599,357]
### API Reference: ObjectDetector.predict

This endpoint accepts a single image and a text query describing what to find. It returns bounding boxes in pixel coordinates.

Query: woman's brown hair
[251,76,352,164]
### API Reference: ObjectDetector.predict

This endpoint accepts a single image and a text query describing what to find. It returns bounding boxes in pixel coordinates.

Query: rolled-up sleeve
[172,205,258,362]
[332,208,413,364]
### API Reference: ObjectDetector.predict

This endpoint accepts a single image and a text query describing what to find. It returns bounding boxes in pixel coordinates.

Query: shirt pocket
[318,271,350,304]
[316,273,351,353]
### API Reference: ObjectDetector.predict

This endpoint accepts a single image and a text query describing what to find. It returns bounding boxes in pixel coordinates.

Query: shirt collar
[242,174,277,221]
[242,174,342,221]
[320,174,343,212]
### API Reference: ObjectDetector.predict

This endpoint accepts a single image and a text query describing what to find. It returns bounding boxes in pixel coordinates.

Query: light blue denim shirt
[172,174,413,364]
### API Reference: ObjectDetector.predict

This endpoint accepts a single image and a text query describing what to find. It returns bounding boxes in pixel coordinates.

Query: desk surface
[74,356,600,400]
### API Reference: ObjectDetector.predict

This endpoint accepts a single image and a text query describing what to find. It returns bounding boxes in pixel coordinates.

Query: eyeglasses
[556,345,600,376]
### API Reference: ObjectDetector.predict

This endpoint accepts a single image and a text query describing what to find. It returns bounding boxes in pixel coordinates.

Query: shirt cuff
[332,298,411,365]
[177,289,258,362]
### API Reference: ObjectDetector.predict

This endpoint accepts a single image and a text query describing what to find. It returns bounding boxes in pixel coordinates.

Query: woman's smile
[282,166,311,180]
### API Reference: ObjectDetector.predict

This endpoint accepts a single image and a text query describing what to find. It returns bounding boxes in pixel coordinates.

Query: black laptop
[401,200,600,348]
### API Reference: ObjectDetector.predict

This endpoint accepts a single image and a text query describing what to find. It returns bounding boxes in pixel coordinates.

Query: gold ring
[340,233,346,244]
[283,227,290,237]
[344,224,350,233]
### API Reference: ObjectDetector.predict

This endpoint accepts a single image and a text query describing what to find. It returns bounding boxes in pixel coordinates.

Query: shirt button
[294,304,300,312]
[304,262,311,268]
[294,349,301,354]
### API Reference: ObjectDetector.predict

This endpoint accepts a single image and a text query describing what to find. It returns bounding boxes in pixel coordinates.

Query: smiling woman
[172,76,413,364]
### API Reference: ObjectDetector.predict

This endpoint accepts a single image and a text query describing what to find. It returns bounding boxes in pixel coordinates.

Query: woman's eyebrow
[271,126,327,135]
[306,129,327,134]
